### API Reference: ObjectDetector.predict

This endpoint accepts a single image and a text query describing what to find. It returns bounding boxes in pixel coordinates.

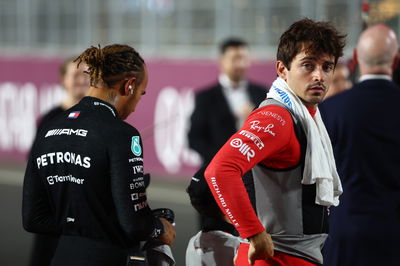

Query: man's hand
[157,217,176,246]
[248,231,274,265]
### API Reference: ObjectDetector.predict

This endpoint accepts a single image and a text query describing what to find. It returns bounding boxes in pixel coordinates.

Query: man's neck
[359,73,392,82]
[219,74,245,89]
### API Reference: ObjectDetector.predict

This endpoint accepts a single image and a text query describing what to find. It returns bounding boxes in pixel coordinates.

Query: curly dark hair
[74,44,145,87]
[277,18,346,69]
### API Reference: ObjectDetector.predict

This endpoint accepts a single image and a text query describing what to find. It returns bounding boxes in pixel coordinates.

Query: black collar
[80,96,118,117]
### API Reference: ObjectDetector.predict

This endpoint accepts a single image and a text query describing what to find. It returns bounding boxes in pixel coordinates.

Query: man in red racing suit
[204,18,345,266]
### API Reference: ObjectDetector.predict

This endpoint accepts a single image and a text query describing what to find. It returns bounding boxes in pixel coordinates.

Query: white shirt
[219,74,253,129]
[359,74,392,82]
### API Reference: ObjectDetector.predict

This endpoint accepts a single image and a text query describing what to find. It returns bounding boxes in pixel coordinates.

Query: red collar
[306,105,317,118]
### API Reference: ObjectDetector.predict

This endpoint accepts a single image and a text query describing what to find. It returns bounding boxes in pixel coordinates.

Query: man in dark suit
[320,24,400,266]
[188,38,267,165]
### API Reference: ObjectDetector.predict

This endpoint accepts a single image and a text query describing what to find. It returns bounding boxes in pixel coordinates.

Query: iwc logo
[131,136,142,156]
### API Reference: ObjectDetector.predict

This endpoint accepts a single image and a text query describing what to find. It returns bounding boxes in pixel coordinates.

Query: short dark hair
[186,166,223,219]
[219,37,248,55]
[277,18,346,69]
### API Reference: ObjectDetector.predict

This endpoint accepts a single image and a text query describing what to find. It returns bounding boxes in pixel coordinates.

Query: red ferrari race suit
[205,99,328,265]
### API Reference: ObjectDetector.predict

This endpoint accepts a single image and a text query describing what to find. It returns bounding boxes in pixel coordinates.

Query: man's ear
[276,61,288,80]
[122,77,137,96]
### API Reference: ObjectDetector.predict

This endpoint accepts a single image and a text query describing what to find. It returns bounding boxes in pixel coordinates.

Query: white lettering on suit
[132,165,144,174]
[230,138,255,162]
[45,128,88,138]
[36,152,91,169]
[257,111,286,126]
[210,177,239,226]
[249,121,276,136]
[47,174,85,185]
[134,201,148,211]
[238,130,265,150]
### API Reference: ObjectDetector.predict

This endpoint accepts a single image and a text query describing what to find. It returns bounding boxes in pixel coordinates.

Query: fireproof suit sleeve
[108,126,163,241]
[204,105,299,239]
[22,140,61,236]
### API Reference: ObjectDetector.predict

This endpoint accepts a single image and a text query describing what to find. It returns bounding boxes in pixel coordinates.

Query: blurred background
[1,0,399,265]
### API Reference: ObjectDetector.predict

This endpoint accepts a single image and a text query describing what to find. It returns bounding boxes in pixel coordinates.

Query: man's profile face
[277,49,335,109]
[219,46,250,83]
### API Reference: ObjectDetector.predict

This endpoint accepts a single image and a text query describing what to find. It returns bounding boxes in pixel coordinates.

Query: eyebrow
[300,56,335,65]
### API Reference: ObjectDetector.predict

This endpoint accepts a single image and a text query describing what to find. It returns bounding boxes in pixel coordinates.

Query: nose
[312,66,325,82]
[233,60,246,72]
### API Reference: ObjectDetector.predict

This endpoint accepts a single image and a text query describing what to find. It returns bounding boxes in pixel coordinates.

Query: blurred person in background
[186,165,243,266]
[205,18,345,266]
[188,37,267,166]
[187,37,267,233]
[22,44,176,266]
[28,56,90,266]
[36,56,90,132]
[323,60,352,100]
[321,24,400,266]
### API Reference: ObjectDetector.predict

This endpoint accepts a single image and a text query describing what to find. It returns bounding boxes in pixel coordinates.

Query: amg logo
[45,128,88,138]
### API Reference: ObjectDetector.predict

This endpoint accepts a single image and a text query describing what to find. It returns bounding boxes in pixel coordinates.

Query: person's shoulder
[110,119,140,136]
[42,106,65,120]
[195,82,221,97]
[256,100,292,114]
[322,86,354,106]
[250,103,294,127]
[248,80,268,91]
[104,120,142,148]
[37,106,65,130]
[364,78,400,92]
[319,89,355,121]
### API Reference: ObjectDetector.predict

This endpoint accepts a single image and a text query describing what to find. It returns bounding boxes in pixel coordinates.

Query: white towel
[266,77,342,207]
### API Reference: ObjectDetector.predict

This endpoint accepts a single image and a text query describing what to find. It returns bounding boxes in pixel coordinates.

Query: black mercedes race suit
[22,96,163,266]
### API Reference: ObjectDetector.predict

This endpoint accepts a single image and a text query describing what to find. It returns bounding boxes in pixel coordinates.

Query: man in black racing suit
[22,44,175,266]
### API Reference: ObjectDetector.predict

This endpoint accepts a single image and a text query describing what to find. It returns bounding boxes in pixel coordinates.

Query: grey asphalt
[0,164,198,266]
